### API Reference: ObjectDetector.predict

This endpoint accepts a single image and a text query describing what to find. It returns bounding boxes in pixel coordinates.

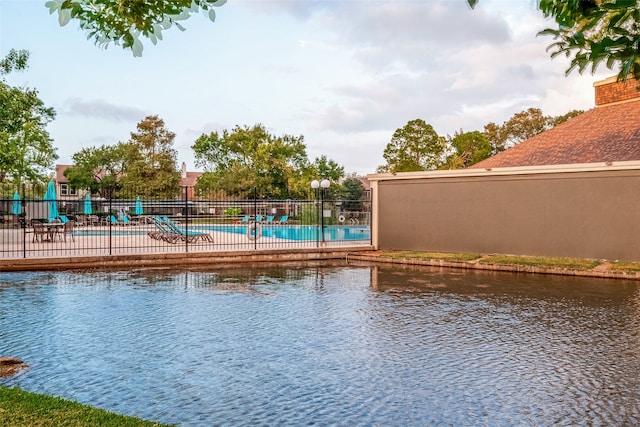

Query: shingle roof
[469,98,640,169]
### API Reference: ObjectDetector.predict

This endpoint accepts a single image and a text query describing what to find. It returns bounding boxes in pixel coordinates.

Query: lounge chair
[58,215,70,224]
[278,215,288,224]
[264,215,274,224]
[239,215,250,223]
[109,215,125,226]
[147,216,179,242]
[148,216,213,243]
[162,217,213,243]
[255,215,264,223]
[119,215,138,225]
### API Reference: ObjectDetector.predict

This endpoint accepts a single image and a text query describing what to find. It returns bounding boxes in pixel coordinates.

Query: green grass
[380,251,482,262]
[380,251,608,270]
[609,261,640,272]
[479,254,601,269]
[0,386,173,427]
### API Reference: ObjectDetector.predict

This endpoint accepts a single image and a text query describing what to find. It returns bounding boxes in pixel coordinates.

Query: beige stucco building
[368,76,640,262]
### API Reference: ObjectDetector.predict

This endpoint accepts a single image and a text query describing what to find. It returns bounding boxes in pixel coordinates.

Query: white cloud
[62,98,147,121]
[1,0,616,175]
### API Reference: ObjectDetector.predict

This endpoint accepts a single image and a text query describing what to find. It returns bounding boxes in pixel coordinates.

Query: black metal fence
[0,186,372,259]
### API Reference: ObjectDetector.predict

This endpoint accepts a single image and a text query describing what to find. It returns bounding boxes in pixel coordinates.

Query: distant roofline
[367,160,640,182]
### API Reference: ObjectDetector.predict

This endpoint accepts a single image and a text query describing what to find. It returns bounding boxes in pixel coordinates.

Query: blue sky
[1,0,613,176]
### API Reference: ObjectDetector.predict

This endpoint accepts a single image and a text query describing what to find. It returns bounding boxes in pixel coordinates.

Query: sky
[0,0,614,176]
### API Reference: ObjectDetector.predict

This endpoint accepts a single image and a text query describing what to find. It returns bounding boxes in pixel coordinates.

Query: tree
[192,124,315,199]
[552,109,584,126]
[340,177,367,211]
[64,144,127,198]
[444,130,492,169]
[46,0,227,57]
[0,50,58,187]
[483,107,584,157]
[119,115,181,199]
[500,108,553,147]
[377,119,446,173]
[468,0,640,82]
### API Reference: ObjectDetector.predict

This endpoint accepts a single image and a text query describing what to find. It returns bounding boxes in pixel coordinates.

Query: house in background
[54,162,203,200]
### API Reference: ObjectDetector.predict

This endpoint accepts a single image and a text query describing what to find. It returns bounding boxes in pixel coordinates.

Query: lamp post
[311,179,330,247]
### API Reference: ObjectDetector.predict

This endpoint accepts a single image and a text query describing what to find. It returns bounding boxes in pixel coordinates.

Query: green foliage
[482,107,584,158]
[119,116,181,199]
[223,206,242,216]
[0,49,29,75]
[378,118,446,173]
[340,177,366,211]
[46,0,227,57]
[379,106,583,172]
[300,204,318,225]
[0,50,58,187]
[444,130,492,169]
[469,0,640,82]
[65,144,126,197]
[193,124,342,199]
[552,109,584,126]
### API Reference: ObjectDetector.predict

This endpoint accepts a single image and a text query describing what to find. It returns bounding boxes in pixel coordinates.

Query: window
[60,183,77,196]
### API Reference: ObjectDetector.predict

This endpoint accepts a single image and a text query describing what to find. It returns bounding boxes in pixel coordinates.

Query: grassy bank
[379,251,640,273]
[0,386,173,427]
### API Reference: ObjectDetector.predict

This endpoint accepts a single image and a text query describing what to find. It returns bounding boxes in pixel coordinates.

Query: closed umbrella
[84,194,92,215]
[43,181,58,221]
[135,196,143,215]
[11,190,22,215]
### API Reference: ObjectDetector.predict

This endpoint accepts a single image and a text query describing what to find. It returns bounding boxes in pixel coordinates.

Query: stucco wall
[372,164,640,261]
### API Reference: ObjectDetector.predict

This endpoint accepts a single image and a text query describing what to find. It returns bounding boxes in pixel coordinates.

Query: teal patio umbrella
[11,190,22,215]
[43,181,58,221]
[84,194,92,215]
[135,196,143,215]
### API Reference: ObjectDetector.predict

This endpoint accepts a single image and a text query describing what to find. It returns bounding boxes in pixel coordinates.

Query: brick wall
[595,77,640,106]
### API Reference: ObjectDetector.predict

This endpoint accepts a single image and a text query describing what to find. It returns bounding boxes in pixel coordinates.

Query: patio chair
[239,215,250,223]
[255,215,264,223]
[58,215,70,224]
[264,215,275,224]
[31,220,49,243]
[278,215,289,224]
[61,220,75,242]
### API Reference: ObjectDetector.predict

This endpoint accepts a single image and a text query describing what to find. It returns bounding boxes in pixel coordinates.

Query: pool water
[205,224,371,241]
[1,264,639,426]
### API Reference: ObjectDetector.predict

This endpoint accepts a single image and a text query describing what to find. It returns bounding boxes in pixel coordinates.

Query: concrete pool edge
[0,246,376,271]
[1,247,639,280]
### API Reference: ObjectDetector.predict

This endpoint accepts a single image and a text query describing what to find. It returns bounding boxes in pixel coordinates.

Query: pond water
[1,263,639,426]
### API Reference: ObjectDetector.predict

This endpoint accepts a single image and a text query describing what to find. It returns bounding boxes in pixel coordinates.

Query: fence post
[184,186,189,253]
[252,188,257,250]
[108,188,113,255]
[21,183,26,259]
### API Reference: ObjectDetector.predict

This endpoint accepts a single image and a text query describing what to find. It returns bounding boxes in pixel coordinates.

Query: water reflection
[0,264,639,426]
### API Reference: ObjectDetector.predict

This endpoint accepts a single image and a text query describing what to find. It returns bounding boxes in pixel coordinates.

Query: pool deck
[0,224,375,271]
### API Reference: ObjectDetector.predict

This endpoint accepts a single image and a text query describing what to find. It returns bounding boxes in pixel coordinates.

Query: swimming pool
[204,224,371,241]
